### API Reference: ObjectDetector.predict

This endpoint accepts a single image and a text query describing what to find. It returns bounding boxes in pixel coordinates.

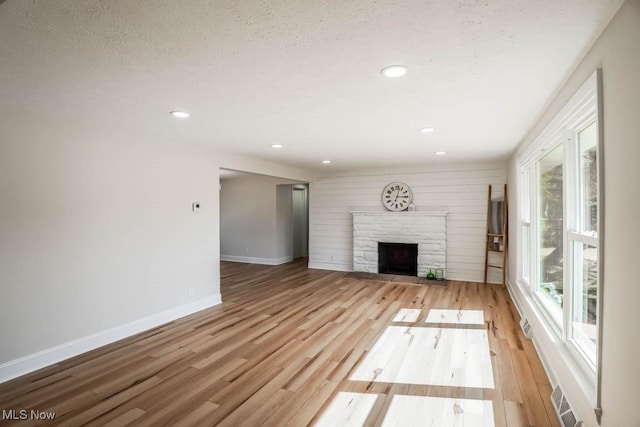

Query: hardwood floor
[0,259,560,426]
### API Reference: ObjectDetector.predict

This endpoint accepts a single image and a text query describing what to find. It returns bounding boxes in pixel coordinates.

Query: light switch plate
[192,202,201,212]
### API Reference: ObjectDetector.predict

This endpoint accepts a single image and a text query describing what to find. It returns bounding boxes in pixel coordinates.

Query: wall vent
[519,317,533,339]
[551,384,583,427]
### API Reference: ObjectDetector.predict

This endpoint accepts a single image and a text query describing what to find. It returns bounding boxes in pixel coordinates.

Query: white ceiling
[0,0,623,172]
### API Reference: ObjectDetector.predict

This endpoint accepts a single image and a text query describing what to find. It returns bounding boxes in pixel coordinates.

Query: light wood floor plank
[0,259,557,426]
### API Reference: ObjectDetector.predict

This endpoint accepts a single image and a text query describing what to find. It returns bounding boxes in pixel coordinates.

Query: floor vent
[551,384,583,427]
[519,318,532,339]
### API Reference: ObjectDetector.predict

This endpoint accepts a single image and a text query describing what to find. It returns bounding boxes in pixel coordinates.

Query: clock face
[382,182,413,211]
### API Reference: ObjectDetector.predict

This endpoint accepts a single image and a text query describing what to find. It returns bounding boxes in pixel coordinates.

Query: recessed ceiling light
[322,160,332,164]
[420,127,435,133]
[435,151,446,156]
[170,111,190,118]
[381,65,408,78]
[271,144,283,149]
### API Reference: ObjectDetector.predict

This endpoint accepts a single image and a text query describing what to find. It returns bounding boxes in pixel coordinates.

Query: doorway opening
[292,184,309,259]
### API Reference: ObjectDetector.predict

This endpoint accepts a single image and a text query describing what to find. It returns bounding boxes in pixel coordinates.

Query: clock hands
[395,189,410,201]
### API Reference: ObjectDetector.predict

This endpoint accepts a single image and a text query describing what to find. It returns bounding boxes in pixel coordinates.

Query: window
[570,241,597,364]
[578,122,598,235]
[520,167,531,286]
[536,144,564,327]
[517,71,601,376]
[522,223,530,280]
[568,121,599,366]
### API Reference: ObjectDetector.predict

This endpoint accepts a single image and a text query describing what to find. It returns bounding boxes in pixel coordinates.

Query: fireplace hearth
[378,243,418,276]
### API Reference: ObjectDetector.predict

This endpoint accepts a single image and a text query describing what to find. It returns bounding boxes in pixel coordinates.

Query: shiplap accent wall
[309,162,507,282]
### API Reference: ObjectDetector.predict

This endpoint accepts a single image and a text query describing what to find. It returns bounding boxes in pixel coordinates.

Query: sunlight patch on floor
[349,326,494,389]
[381,395,495,427]
[314,392,378,427]
[425,309,485,325]
[392,308,421,322]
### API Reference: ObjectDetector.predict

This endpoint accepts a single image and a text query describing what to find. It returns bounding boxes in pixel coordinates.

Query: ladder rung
[487,264,503,269]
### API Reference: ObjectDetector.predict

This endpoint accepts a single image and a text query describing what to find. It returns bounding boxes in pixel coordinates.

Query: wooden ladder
[484,184,508,284]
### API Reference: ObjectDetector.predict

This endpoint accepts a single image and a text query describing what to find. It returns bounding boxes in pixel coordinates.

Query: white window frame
[518,166,531,288]
[516,71,603,388]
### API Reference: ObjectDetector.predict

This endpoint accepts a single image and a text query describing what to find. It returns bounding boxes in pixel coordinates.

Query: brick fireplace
[351,211,447,277]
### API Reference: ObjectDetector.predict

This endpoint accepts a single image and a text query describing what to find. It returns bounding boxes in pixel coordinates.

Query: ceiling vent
[519,317,533,339]
[551,384,583,427]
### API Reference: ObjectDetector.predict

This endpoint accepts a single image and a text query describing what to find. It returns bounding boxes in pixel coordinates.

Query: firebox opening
[378,243,418,276]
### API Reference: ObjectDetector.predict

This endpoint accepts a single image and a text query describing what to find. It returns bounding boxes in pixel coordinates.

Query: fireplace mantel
[351,211,447,277]
[350,211,448,216]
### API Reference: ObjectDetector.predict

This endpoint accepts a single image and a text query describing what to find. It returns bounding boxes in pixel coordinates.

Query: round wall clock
[382,182,413,211]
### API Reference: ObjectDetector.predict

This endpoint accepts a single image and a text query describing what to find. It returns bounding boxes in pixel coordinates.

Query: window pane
[521,168,530,222]
[578,122,598,234]
[571,241,598,365]
[522,224,530,282]
[537,145,564,317]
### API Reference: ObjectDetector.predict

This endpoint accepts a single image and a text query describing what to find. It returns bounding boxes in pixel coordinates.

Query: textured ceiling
[0,0,623,172]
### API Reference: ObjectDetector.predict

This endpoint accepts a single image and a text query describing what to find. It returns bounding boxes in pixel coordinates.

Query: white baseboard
[0,294,222,384]
[307,261,352,272]
[505,278,525,318]
[504,278,598,425]
[505,278,557,377]
[220,254,293,265]
[444,273,485,283]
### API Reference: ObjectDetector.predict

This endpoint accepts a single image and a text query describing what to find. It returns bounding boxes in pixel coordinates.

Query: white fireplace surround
[352,211,447,277]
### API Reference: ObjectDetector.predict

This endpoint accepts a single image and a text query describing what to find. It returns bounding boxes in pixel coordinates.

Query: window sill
[532,291,563,332]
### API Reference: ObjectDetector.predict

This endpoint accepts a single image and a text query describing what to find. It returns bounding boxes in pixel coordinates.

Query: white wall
[507,1,640,425]
[0,109,221,379]
[217,152,311,183]
[220,175,297,264]
[309,163,507,282]
[0,106,312,382]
